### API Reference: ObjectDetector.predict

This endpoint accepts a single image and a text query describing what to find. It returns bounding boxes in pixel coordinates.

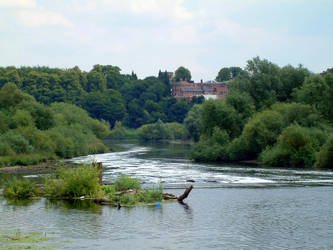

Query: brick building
[171,80,228,100]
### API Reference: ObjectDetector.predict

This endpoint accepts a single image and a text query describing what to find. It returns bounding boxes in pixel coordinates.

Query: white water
[70,144,333,188]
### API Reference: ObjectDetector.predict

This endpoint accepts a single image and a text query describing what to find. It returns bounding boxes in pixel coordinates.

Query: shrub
[0,131,33,155]
[164,122,186,140]
[242,110,283,155]
[259,125,327,167]
[226,136,253,161]
[136,186,163,203]
[315,137,333,169]
[114,175,141,191]
[44,165,101,198]
[3,178,39,199]
[191,138,227,162]
[137,120,172,141]
[0,154,50,166]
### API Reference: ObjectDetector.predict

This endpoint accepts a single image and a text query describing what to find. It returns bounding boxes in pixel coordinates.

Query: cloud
[81,0,193,21]
[0,0,36,8]
[17,7,73,28]
[0,0,73,28]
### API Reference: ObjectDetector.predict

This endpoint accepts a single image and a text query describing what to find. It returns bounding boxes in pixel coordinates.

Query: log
[177,185,193,202]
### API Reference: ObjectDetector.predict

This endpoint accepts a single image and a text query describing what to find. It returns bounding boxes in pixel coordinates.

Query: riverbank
[0,161,79,174]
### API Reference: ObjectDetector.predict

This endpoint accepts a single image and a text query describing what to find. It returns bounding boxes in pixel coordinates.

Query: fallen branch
[177,185,193,202]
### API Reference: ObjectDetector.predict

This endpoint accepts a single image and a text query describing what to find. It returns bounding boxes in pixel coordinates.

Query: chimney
[200,79,203,84]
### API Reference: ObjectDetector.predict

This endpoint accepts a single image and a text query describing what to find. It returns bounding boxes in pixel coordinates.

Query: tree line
[0,83,110,166]
[0,65,198,129]
[185,57,333,169]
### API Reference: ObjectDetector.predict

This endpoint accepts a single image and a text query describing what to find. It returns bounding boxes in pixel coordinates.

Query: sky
[0,0,332,81]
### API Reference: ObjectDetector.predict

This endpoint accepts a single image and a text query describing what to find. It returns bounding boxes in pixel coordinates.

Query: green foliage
[191,137,227,162]
[44,165,101,198]
[0,131,33,155]
[242,110,283,155]
[0,84,110,165]
[0,111,10,133]
[136,186,163,203]
[201,99,242,138]
[164,122,186,140]
[3,178,39,199]
[114,175,141,191]
[226,137,252,161]
[0,154,51,167]
[81,90,125,127]
[271,102,322,127]
[0,83,31,108]
[260,125,327,167]
[109,121,137,139]
[225,91,255,125]
[315,137,333,169]
[0,65,192,129]
[174,66,191,82]
[216,67,245,81]
[184,104,202,142]
[294,73,333,121]
[137,120,171,141]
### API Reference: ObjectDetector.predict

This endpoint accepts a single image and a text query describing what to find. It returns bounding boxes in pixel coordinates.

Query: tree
[174,66,191,82]
[81,90,125,127]
[293,73,333,121]
[216,68,231,81]
[216,67,245,81]
[184,104,202,141]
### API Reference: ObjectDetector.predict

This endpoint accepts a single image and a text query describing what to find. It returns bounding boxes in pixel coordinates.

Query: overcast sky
[0,0,332,81]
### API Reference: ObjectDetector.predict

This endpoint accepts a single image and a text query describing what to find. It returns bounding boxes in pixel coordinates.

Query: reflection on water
[1,140,333,249]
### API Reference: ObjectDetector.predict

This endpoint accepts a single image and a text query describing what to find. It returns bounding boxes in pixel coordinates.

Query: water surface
[1,140,333,249]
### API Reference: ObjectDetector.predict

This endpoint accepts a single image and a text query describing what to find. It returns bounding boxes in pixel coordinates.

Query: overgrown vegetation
[44,165,101,198]
[187,57,333,168]
[0,83,110,166]
[3,178,39,199]
[3,165,165,206]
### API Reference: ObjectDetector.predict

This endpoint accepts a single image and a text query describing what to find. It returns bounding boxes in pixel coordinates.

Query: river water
[1,140,333,249]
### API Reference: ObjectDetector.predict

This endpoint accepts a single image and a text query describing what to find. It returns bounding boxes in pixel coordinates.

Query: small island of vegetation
[2,165,180,207]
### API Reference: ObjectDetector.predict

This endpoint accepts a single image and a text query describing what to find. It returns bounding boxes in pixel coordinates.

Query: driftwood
[177,185,193,202]
[163,193,178,200]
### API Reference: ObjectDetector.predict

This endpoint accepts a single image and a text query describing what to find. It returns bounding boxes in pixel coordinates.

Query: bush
[44,165,101,198]
[114,175,141,191]
[137,120,171,141]
[242,110,283,155]
[191,138,227,162]
[0,154,50,167]
[136,186,163,203]
[315,137,333,169]
[0,131,33,155]
[226,136,253,161]
[3,178,39,199]
[259,125,327,167]
[164,122,186,140]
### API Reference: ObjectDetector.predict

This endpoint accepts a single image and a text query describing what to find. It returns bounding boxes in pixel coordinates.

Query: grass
[0,231,58,250]
[44,165,101,198]
[0,153,54,167]
[114,175,141,191]
[2,166,166,207]
[3,178,40,199]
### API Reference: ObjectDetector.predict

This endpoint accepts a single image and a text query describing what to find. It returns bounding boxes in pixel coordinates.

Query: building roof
[204,80,225,84]
[202,86,215,92]
[180,86,203,92]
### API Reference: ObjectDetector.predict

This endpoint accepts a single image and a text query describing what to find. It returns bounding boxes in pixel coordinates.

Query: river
[1,140,333,249]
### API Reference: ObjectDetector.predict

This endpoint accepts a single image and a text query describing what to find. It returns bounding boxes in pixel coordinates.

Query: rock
[186,179,195,183]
